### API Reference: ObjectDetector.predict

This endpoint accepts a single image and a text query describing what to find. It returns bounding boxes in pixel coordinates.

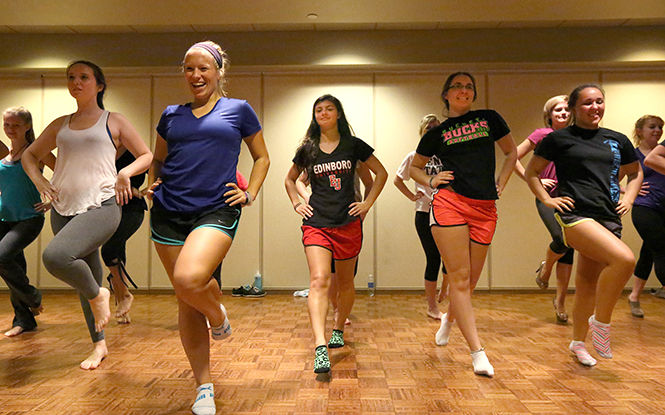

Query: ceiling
[2,0,665,34]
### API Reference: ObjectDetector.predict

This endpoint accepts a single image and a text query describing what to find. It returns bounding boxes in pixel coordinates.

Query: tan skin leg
[331,257,357,332]
[425,280,440,315]
[305,246,333,347]
[539,247,564,284]
[431,225,489,352]
[554,262,573,313]
[571,254,602,341]
[154,227,233,386]
[564,220,635,325]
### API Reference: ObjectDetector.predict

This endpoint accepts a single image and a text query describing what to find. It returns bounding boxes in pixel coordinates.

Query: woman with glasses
[410,72,517,377]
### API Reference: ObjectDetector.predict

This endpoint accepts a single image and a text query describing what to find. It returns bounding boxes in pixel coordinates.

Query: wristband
[243,191,253,206]
[429,176,435,188]
[293,202,302,210]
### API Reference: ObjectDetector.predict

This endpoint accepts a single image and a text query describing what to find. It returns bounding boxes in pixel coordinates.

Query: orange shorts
[301,218,363,260]
[430,188,497,245]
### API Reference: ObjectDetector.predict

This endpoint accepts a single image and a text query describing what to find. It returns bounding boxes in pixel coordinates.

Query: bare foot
[115,292,133,324]
[30,304,44,316]
[89,287,111,332]
[4,326,24,337]
[80,341,108,370]
[437,285,448,303]
[344,318,351,325]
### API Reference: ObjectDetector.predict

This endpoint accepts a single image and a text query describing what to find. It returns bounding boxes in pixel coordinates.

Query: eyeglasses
[448,83,474,91]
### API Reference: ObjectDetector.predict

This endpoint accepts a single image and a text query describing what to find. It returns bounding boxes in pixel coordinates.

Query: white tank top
[51,110,117,215]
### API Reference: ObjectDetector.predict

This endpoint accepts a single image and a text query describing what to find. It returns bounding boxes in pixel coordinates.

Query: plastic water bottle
[368,273,375,297]
[253,272,263,290]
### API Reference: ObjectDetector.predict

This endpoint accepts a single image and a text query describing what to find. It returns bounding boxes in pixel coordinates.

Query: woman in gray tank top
[22,61,152,370]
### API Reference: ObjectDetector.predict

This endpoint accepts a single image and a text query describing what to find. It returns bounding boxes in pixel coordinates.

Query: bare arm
[295,171,311,203]
[285,163,313,218]
[495,133,518,197]
[525,154,574,212]
[22,116,63,202]
[645,144,665,175]
[357,161,374,200]
[348,154,388,217]
[616,161,643,216]
[110,112,153,205]
[409,153,454,189]
[144,134,167,200]
[227,130,270,206]
[513,138,536,181]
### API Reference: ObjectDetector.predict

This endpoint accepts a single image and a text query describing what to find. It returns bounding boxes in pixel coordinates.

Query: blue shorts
[150,201,241,246]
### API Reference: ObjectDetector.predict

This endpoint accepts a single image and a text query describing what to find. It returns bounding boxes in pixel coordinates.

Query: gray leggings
[43,198,121,342]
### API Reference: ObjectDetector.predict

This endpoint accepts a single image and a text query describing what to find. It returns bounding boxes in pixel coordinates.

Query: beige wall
[1,66,664,291]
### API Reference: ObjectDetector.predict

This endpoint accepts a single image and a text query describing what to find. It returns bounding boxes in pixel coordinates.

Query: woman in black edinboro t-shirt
[410,72,517,377]
[525,84,642,367]
[285,94,387,375]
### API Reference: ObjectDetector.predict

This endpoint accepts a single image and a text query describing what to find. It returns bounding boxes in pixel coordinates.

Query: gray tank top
[51,111,117,215]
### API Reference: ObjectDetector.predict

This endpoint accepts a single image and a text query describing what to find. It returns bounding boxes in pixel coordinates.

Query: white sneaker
[293,289,309,297]
[471,348,494,377]
[435,313,452,346]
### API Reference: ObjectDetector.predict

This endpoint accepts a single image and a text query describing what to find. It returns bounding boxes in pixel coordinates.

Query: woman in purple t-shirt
[627,115,665,318]
[514,95,573,323]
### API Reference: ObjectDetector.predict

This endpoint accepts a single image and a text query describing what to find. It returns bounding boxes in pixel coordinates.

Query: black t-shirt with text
[298,135,374,227]
[535,125,638,221]
[416,109,510,200]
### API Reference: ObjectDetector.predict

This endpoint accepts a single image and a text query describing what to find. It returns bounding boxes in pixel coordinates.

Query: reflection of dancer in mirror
[626,115,665,317]
[410,72,517,377]
[147,41,269,415]
[22,61,152,370]
[394,114,449,320]
[526,84,642,367]
[514,96,573,323]
[101,147,148,324]
[285,94,387,374]
[0,107,55,337]
[296,161,373,326]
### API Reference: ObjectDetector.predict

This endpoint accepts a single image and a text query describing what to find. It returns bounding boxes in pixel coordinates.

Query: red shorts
[430,188,497,245]
[302,218,362,260]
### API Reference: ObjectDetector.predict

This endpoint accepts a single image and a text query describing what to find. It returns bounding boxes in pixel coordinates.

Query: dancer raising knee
[514,95,574,323]
[0,107,54,337]
[285,94,387,374]
[525,84,642,367]
[22,61,152,369]
[410,72,517,377]
[394,114,449,320]
[148,41,269,415]
[101,147,147,324]
[627,115,665,316]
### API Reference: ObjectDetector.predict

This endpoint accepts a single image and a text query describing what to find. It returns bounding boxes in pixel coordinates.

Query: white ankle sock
[471,348,494,377]
[588,315,612,359]
[211,304,231,341]
[569,340,597,366]
[435,313,452,346]
[192,383,215,415]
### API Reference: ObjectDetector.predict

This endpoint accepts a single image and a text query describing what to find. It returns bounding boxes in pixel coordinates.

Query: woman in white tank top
[22,61,152,370]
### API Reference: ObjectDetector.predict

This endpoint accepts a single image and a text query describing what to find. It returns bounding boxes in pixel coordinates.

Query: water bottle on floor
[368,273,375,297]
[254,272,263,290]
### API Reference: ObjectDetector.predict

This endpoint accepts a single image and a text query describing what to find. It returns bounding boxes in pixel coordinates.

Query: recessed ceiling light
[307,13,318,20]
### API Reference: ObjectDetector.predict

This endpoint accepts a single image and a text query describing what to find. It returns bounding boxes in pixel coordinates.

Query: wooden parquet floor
[1,291,665,414]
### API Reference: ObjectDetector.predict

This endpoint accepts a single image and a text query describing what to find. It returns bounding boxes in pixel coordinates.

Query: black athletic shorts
[150,201,241,246]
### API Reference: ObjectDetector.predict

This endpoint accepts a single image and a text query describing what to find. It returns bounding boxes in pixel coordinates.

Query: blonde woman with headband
[626,115,665,317]
[0,107,54,336]
[514,95,574,323]
[147,40,269,415]
[394,114,449,319]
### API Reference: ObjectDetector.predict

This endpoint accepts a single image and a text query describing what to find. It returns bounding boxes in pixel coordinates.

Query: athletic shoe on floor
[232,284,252,297]
[244,286,266,298]
[328,329,344,348]
[314,345,330,373]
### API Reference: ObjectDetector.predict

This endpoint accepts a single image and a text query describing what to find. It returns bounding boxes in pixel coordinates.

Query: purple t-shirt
[528,128,558,197]
[634,145,665,210]
[155,97,261,213]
